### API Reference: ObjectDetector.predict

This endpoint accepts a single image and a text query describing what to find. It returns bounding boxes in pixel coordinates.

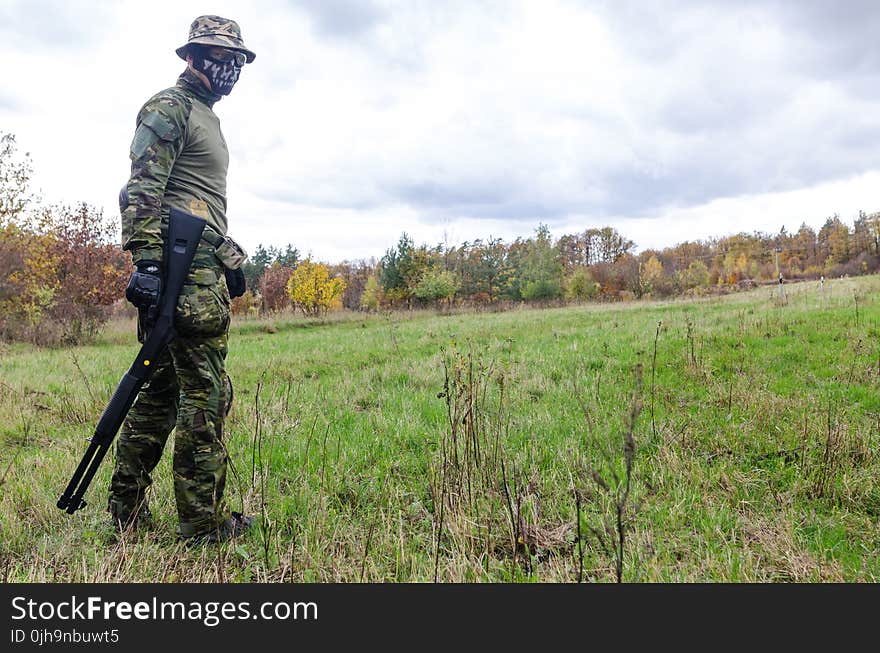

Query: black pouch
[225,267,247,298]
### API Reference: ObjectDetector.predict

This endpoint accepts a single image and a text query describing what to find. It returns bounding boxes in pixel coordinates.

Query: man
[109,15,255,544]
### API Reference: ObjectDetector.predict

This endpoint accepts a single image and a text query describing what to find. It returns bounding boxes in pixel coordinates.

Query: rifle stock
[57,207,206,514]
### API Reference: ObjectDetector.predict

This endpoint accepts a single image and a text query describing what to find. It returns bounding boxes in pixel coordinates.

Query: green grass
[1,276,879,582]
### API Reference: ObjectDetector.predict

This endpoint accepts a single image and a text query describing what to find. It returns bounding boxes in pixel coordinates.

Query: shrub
[0,222,58,340]
[41,203,129,344]
[259,263,294,314]
[286,258,346,317]
[521,279,563,301]
[564,267,599,301]
[360,275,384,311]
[413,269,458,305]
[231,289,258,317]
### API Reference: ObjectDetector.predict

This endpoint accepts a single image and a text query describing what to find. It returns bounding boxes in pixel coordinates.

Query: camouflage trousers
[108,254,233,538]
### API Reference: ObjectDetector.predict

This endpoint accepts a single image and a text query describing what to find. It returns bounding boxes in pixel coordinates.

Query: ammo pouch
[201,225,248,298]
[202,227,248,271]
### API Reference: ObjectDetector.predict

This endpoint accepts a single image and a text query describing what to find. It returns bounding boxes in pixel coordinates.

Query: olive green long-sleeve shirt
[121,68,230,264]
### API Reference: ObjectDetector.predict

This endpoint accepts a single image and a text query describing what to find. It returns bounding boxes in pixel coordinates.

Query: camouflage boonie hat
[176,15,256,63]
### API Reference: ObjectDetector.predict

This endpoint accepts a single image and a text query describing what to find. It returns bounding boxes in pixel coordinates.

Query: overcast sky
[2,0,879,263]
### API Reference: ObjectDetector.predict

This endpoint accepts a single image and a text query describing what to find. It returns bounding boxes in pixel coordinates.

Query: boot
[183,512,254,546]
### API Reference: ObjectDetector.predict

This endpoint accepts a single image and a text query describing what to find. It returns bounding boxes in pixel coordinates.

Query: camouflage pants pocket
[175,280,230,337]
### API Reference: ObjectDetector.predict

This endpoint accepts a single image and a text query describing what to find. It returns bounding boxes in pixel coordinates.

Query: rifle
[57,207,206,514]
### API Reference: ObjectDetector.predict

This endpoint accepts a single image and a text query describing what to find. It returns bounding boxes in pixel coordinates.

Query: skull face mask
[191,46,245,95]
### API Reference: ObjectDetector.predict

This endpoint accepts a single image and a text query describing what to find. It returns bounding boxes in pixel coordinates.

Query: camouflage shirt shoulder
[135,86,194,143]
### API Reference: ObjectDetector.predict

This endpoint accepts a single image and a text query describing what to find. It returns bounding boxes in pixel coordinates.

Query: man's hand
[125,260,163,310]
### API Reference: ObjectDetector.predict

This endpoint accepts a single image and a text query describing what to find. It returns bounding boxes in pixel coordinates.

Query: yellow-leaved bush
[286,258,346,317]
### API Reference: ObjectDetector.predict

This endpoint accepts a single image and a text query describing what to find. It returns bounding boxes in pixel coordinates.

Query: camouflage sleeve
[120,91,191,264]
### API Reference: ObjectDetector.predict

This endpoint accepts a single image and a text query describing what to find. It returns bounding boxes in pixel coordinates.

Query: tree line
[238,213,879,315]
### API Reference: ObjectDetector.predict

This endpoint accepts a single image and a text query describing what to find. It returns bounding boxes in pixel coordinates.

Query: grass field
[1,275,879,582]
